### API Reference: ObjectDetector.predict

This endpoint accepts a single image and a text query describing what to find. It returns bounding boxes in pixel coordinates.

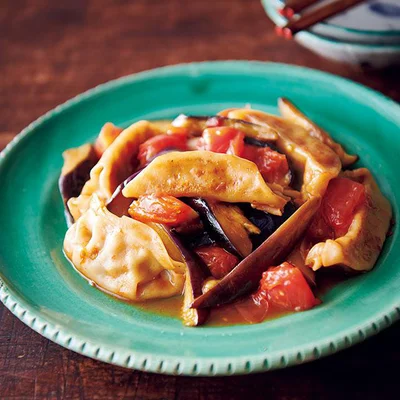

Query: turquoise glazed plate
[0,61,399,376]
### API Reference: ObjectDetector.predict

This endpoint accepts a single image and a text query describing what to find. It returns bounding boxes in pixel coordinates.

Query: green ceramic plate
[0,61,399,376]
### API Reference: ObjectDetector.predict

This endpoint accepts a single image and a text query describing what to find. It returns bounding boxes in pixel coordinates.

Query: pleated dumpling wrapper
[278,98,357,167]
[122,151,288,216]
[306,168,392,272]
[68,121,158,221]
[219,108,342,199]
[64,195,185,301]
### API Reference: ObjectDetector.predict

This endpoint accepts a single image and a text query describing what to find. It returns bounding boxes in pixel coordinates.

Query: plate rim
[1,60,400,376]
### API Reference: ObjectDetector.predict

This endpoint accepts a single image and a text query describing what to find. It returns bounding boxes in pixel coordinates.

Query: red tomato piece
[202,127,245,156]
[307,211,335,241]
[322,177,366,237]
[234,292,270,324]
[94,123,123,157]
[128,195,198,226]
[308,177,366,239]
[259,262,318,311]
[138,134,187,166]
[242,145,290,185]
[166,126,189,136]
[194,246,239,279]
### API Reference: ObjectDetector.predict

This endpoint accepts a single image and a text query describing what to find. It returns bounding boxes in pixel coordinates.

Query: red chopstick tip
[280,7,295,18]
[286,7,295,18]
[275,25,293,39]
[275,26,284,36]
[283,27,293,39]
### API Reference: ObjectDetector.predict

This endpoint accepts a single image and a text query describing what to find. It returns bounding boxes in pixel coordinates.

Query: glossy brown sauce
[314,268,355,297]
[133,268,353,326]
[133,294,292,326]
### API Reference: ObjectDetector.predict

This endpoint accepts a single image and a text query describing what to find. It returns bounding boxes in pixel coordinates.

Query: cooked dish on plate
[59,98,392,326]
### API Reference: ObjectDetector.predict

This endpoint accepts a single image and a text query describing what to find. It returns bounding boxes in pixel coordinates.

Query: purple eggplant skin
[191,197,321,309]
[182,198,242,258]
[165,228,210,326]
[106,168,145,217]
[107,148,181,217]
[59,145,98,225]
[239,201,296,248]
[243,136,278,151]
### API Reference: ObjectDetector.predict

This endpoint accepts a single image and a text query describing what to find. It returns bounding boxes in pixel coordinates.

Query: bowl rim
[264,0,400,50]
[272,0,400,36]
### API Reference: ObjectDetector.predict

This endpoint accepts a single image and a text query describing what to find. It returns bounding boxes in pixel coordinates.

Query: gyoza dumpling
[306,168,392,272]
[219,108,342,199]
[278,98,358,167]
[64,195,185,300]
[122,150,288,216]
[67,121,159,221]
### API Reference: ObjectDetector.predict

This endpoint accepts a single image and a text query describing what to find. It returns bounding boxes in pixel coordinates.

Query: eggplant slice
[59,144,99,225]
[240,201,296,248]
[183,198,242,258]
[207,202,259,257]
[191,196,321,309]
[165,228,210,326]
[107,147,181,217]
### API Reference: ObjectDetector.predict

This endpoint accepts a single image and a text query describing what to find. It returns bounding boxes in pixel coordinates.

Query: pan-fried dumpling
[67,121,158,221]
[219,108,342,199]
[278,98,358,167]
[122,151,288,216]
[64,196,185,301]
[306,168,392,272]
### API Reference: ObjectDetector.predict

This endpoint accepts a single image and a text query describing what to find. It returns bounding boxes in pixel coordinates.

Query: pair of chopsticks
[275,0,365,38]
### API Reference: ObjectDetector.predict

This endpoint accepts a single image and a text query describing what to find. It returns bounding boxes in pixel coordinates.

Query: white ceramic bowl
[275,0,400,44]
[263,0,400,68]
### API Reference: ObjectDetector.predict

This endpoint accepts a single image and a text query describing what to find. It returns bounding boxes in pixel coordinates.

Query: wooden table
[1,1,399,398]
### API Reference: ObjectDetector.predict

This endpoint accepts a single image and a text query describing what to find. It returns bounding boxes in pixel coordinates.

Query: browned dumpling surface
[278,98,358,167]
[122,151,288,216]
[64,196,185,301]
[219,108,342,199]
[68,121,158,221]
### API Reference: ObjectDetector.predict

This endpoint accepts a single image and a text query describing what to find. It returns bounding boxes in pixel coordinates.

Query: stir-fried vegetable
[258,262,318,311]
[128,195,198,226]
[192,197,321,309]
[194,246,239,279]
[138,133,188,166]
[308,177,366,239]
[60,100,392,327]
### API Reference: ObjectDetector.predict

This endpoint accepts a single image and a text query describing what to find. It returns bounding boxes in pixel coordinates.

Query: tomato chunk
[128,195,198,226]
[308,177,366,239]
[242,145,290,185]
[202,127,244,156]
[194,246,239,279]
[138,134,188,166]
[166,126,189,136]
[258,262,318,311]
[94,123,123,157]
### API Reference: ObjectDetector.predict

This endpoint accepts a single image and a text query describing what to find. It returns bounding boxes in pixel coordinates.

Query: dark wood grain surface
[1,1,399,399]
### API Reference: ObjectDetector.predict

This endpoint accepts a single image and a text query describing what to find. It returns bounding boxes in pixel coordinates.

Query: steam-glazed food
[60,98,392,326]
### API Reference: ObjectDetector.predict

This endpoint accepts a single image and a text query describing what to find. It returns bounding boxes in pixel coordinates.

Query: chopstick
[276,0,365,38]
[279,0,323,18]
